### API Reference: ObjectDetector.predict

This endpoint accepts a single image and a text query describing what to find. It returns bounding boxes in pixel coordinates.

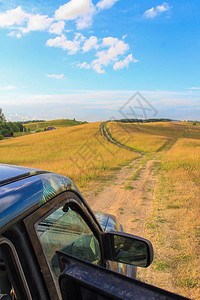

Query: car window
[36,204,101,288]
[0,237,32,300]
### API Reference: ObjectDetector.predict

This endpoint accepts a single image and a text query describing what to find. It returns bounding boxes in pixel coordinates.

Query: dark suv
[0,164,187,300]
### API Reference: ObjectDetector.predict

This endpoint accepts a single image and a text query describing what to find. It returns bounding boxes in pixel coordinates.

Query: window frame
[0,236,32,300]
[24,191,104,300]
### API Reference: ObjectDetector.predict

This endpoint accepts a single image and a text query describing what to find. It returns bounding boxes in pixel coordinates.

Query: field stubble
[0,122,138,188]
[103,122,200,299]
[0,121,200,298]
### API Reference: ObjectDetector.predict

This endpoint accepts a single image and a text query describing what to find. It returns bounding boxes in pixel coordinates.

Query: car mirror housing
[102,231,154,267]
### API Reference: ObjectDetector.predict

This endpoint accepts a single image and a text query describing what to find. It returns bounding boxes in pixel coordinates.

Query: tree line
[112,118,174,123]
[0,108,24,139]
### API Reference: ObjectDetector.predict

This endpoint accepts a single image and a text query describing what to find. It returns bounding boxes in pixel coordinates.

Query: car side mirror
[102,231,153,267]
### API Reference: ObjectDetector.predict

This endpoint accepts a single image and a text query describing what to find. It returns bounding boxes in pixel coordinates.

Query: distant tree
[0,108,6,123]
[0,134,3,140]
[1,128,13,137]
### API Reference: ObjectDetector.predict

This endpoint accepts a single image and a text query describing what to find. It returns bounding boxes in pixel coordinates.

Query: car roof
[0,164,48,186]
[0,164,80,234]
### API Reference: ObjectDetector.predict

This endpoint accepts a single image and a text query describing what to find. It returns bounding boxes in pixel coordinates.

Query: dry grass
[1,120,199,298]
[139,137,200,299]
[23,118,85,131]
[107,121,200,153]
[107,122,170,152]
[0,122,138,188]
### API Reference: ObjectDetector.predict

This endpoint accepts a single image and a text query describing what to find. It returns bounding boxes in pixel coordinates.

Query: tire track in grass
[100,122,143,154]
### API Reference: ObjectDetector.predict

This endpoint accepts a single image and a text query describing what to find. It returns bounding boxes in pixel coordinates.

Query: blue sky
[0,0,200,121]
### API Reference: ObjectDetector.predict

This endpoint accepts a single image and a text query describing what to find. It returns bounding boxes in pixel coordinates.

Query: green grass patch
[176,277,198,289]
[110,166,121,171]
[155,262,168,271]
[156,216,166,223]
[127,167,143,181]
[24,118,86,131]
[124,185,135,190]
[146,221,158,229]
[166,204,180,209]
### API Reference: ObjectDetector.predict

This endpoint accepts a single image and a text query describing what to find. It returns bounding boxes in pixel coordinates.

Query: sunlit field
[23,118,86,131]
[145,138,200,299]
[106,121,200,298]
[0,122,138,188]
[107,122,170,152]
[1,120,200,298]
[107,121,200,153]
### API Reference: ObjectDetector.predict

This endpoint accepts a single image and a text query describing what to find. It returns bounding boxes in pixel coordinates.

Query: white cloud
[0,6,28,27]
[82,36,98,52]
[55,0,96,29]
[47,74,64,79]
[55,0,91,20]
[144,7,157,19]
[0,6,55,35]
[46,34,82,54]
[21,14,53,33]
[113,54,138,70]
[77,62,91,69]
[74,32,86,42]
[76,11,94,29]
[102,36,119,47]
[92,39,129,73]
[92,64,105,74]
[188,87,200,90]
[144,2,170,19]
[7,31,22,38]
[0,5,134,74]
[0,85,16,91]
[76,36,135,73]
[49,21,65,35]
[96,0,119,10]
[157,3,170,13]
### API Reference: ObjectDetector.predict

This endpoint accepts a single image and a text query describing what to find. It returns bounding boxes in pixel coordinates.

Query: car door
[24,191,105,299]
[57,253,189,300]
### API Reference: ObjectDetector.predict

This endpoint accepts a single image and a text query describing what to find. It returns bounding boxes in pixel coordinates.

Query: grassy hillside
[0,120,199,298]
[107,121,200,152]
[107,121,200,299]
[150,138,200,299]
[23,118,86,131]
[0,122,138,187]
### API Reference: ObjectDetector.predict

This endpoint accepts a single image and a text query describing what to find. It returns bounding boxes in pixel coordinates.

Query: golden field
[107,121,200,152]
[106,121,200,299]
[23,118,85,131]
[0,120,200,298]
[107,121,169,152]
[0,122,138,187]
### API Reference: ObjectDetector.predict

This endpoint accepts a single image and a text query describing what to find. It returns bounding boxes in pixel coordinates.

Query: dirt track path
[86,156,158,239]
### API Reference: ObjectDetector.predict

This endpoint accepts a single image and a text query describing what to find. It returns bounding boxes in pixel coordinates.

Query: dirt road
[86,155,158,239]
[85,123,190,296]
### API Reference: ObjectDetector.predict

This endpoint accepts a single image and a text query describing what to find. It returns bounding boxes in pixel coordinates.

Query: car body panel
[94,212,122,232]
[0,164,90,234]
[0,164,136,279]
[94,211,137,278]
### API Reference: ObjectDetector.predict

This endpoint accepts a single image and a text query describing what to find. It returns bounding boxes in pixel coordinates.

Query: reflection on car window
[37,205,101,288]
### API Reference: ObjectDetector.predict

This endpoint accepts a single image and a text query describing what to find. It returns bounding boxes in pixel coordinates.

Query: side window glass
[36,204,101,286]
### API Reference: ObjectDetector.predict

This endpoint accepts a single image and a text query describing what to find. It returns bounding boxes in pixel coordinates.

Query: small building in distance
[45,127,56,131]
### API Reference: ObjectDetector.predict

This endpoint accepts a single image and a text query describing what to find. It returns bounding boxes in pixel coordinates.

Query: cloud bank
[144,2,170,19]
[0,1,137,73]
